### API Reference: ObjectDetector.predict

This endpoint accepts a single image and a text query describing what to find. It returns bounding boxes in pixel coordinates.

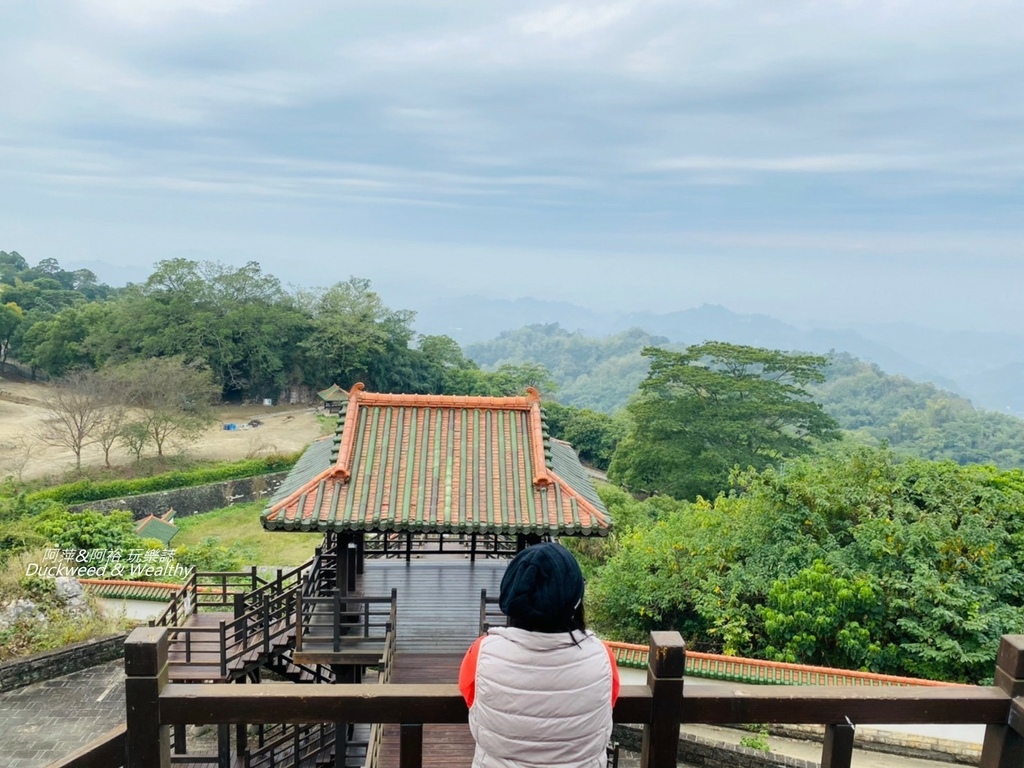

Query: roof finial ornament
[526,386,541,402]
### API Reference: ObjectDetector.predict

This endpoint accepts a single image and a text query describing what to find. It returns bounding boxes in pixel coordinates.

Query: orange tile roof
[262,384,610,536]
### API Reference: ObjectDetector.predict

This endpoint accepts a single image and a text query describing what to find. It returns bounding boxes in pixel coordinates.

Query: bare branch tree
[108,357,219,457]
[37,370,106,470]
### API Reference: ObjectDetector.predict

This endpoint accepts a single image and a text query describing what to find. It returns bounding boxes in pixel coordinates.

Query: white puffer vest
[467,626,614,768]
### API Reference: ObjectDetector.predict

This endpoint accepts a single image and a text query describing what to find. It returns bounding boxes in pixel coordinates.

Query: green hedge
[26,454,301,506]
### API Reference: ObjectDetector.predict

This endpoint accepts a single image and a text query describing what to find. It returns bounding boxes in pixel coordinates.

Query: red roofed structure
[261,384,610,543]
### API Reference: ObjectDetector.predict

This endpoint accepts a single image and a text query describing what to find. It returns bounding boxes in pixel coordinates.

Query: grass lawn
[173,502,323,567]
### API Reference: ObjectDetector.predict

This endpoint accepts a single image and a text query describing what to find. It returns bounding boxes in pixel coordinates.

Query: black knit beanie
[499,542,585,629]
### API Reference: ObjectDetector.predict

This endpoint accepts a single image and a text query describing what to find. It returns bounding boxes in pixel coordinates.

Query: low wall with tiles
[67,472,289,520]
[0,633,128,693]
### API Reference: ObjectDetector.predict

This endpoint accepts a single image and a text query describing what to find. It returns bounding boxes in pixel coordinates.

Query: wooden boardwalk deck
[379,654,475,768]
[357,558,506,653]
[365,560,506,767]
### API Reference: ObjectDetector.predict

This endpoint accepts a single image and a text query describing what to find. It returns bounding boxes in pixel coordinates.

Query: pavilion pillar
[347,541,358,592]
[335,534,352,597]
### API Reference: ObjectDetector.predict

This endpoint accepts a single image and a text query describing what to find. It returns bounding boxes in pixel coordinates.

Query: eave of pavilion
[261,384,611,536]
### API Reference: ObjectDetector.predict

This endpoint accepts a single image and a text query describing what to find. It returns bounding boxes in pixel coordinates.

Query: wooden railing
[244,722,345,768]
[55,627,1024,768]
[363,618,398,768]
[162,584,302,680]
[363,531,518,560]
[150,568,272,628]
[295,588,397,653]
[479,589,505,634]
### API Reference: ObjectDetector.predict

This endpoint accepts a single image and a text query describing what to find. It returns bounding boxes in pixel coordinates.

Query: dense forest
[5,250,1024,682]
[0,251,551,401]
[580,447,1024,684]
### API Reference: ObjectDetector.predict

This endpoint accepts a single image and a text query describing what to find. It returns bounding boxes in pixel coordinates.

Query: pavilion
[261,383,611,562]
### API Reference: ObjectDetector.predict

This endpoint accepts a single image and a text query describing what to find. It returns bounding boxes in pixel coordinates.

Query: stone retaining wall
[613,725,817,768]
[614,722,981,767]
[0,633,127,693]
[768,723,981,766]
[67,472,289,520]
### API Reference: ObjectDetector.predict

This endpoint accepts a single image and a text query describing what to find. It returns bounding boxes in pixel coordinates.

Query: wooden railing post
[399,724,423,768]
[219,621,228,678]
[821,720,855,768]
[296,588,304,651]
[233,592,247,649]
[981,635,1024,768]
[640,631,685,768]
[124,626,170,768]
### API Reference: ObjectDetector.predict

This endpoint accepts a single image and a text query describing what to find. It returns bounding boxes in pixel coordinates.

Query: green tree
[0,302,23,373]
[609,342,840,499]
[542,402,625,470]
[760,561,887,669]
[590,446,1024,681]
[88,260,307,400]
[34,507,144,553]
[298,277,415,390]
[491,362,557,397]
[19,302,109,378]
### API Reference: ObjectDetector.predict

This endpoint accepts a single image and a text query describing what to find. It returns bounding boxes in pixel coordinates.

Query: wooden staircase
[153,543,397,768]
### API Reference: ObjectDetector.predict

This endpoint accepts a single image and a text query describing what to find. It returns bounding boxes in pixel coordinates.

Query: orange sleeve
[459,636,485,708]
[604,643,621,706]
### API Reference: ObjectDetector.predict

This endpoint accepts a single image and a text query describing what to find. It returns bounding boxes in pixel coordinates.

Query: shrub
[24,454,301,506]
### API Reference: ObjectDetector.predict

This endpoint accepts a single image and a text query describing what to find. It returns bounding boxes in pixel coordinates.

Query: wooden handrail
[157,682,1009,726]
[49,630,1024,768]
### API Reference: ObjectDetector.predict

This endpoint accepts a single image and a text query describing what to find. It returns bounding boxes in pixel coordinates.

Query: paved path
[0,661,125,768]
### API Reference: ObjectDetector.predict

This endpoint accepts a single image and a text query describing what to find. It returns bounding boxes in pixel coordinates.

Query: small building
[134,509,178,546]
[317,383,348,413]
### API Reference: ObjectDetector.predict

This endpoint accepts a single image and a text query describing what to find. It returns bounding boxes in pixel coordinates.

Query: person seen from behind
[459,541,620,768]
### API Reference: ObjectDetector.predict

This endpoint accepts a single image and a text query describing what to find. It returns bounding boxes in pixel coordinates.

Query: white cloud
[511,2,637,40]
[648,153,933,174]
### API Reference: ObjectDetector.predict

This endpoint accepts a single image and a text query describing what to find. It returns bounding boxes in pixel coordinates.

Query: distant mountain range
[413,296,1024,416]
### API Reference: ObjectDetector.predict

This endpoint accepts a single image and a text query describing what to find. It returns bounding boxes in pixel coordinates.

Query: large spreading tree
[609,342,840,499]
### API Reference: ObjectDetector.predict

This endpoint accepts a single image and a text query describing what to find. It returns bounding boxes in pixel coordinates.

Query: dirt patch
[0,377,324,483]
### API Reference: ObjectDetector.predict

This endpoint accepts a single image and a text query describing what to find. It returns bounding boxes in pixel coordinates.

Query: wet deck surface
[357,558,506,653]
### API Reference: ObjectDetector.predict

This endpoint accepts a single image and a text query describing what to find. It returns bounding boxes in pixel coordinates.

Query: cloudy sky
[1,0,1022,331]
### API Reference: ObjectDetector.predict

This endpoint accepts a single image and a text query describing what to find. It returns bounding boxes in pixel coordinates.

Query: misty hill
[466,324,1024,469]
[418,296,1023,415]
[811,354,1024,467]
